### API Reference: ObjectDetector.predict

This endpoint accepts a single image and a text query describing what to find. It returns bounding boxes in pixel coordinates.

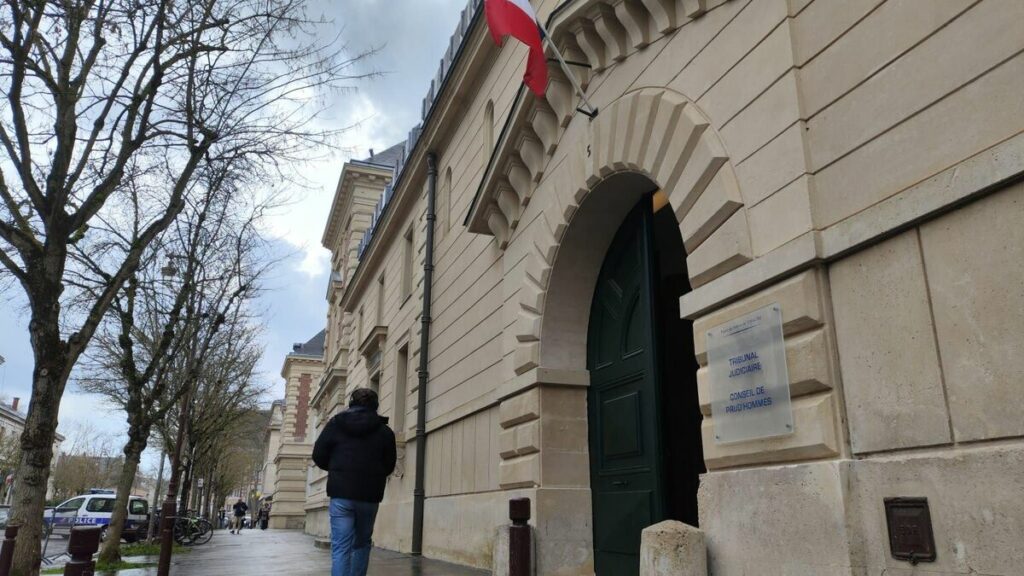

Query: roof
[289,329,325,358]
[360,142,405,168]
[0,403,23,423]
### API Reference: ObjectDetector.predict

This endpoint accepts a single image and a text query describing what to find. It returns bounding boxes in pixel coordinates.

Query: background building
[0,398,64,504]
[269,331,324,529]
[308,0,1024,574]
[258,400,284,508]
[305,150,401,543]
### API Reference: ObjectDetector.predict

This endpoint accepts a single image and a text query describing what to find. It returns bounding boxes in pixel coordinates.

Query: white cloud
[261,89,407,280]
[297,245,331,278]
[57,392,127,448]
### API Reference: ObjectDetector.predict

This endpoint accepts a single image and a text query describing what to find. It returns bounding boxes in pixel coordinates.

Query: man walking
[313,388,397,576]
[231,498,248,534]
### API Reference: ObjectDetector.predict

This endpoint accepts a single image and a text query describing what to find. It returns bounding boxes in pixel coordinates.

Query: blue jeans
[329,498,379,576]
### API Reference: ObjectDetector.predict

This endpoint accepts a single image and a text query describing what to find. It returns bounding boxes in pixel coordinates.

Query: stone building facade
[258,400,283,506]
[306,153,400,542]
[269,331,324,529]
[308,0,1024,574]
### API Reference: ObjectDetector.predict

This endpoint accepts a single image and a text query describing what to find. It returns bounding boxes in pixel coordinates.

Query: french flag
[485,0,548,96]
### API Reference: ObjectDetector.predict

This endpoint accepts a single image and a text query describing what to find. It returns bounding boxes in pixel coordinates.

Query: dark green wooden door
[587,198,665,575]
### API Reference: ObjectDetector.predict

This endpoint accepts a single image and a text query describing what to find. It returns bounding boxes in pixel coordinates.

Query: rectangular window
[86,498,115,513]
[335,302,344,352]
[369,373,381,397]
[129,499,148,515]
[443,168,452,234]
[358,306,365,344]
[59,498,86,513]
[402,226,414,301]
[394,344,409,435]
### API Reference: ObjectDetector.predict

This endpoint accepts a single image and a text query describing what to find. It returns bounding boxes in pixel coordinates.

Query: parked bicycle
[172,511,214,546]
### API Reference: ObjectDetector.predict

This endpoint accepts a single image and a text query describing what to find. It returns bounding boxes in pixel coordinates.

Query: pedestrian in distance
[230,498,248,534]
[313,387,397,576]
[259,504,270,530]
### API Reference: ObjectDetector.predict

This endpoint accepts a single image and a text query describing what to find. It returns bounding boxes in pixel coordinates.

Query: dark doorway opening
[651,199,705,527]
[586,181,704,575]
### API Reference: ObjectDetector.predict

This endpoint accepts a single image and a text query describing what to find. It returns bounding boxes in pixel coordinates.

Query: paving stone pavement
[101,529,491,575]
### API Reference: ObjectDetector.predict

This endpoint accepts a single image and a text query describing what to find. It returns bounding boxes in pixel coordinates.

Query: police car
[44,490,150,542]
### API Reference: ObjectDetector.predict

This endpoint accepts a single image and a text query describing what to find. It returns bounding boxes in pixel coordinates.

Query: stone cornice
[280,353,324,379]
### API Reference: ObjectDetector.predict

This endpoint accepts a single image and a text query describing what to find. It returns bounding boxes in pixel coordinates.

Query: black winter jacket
[312,407,397,503]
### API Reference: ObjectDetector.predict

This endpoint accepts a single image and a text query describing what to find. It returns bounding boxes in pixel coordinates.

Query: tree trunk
[200,472,210,519]
[97,432,146,564]
[207,481,214,520]
[178,463,192,515]
[147,452,165,541]
[11,298,69,576]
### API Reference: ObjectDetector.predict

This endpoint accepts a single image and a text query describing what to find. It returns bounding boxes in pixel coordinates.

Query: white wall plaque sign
[706,304,793,444]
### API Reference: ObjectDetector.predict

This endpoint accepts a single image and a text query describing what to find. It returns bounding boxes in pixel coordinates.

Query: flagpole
[536,19,598,117]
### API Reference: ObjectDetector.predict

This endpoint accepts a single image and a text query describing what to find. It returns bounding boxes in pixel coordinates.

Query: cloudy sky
[0,0,470,461]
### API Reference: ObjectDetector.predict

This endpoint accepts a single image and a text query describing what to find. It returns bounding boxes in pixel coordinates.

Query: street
[40,530,149,567]
[92,529,490,575]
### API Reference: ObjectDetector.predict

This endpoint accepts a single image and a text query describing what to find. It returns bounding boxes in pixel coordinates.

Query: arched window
[484,100,495,157]
[443,167,453,233]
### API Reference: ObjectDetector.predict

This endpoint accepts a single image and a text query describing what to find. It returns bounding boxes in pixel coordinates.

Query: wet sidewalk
[110,529,490,575]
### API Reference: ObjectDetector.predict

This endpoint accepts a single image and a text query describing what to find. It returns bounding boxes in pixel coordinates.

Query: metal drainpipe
[412,152,438,555]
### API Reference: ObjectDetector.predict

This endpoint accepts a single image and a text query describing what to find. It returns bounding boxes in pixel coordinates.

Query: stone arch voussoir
[513,87,753,375]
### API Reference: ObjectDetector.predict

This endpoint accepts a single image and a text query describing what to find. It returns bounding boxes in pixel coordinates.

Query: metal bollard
[0,524,19,576]
[508,497,531,576]
[64,526,102,576]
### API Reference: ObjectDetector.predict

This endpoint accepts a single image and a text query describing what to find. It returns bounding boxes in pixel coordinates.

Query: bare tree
[191,407,267,522]
[156,318,267,517]
[47,423,120,503]
[209,446,259,519]
[79,169,271,562]
[0,1,371,572]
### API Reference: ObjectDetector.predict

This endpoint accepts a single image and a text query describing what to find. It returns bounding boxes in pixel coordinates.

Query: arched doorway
[586,175,704,575]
